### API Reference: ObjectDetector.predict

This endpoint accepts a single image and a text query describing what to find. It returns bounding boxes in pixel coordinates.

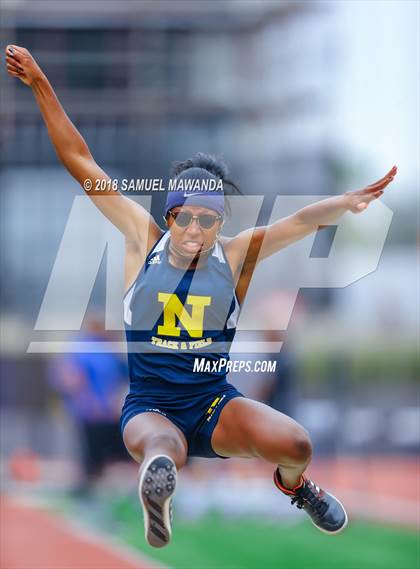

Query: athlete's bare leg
[123,412,188,470]
[212,397,348,533]
[123,413,188,547]
[211,398,312,489]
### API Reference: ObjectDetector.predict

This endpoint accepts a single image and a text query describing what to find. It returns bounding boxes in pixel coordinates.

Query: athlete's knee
[283,427,312,463]
[143,433,187,467]
[144,432,184,453]
[124,425,187,468]
[260,425,312,464]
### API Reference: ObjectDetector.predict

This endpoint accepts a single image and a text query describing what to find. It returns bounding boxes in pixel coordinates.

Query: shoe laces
[291,479,329,516]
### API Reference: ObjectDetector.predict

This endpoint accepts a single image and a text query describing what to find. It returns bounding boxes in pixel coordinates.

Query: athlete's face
[166,205,223,257]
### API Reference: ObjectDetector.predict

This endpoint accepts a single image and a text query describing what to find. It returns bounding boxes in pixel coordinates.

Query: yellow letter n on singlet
[157,293,211,338]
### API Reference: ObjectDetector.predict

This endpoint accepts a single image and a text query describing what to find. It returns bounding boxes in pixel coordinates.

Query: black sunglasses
[167,210,223,230]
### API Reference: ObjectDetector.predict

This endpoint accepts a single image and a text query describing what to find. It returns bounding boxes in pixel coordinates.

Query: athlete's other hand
[5,45,44,87]
[345,165,397,213]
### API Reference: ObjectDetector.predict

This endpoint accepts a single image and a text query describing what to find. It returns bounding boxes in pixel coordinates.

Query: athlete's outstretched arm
[229,166,398,266]
[5,45,160,244]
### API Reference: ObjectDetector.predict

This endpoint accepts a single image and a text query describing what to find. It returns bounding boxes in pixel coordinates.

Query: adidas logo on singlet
[148,253,161,265]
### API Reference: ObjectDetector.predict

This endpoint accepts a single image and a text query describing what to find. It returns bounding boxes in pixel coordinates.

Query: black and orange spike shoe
[274,468,348,534]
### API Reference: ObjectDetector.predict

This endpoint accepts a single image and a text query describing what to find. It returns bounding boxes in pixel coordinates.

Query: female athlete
[6,45,397,548]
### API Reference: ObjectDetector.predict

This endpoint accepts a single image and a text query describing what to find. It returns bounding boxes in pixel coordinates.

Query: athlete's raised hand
[345,165,398,213]
[5,45,44,86]
[4,44,159,245]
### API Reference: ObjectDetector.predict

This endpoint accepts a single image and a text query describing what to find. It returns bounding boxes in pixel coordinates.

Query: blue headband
[164,168,225,216]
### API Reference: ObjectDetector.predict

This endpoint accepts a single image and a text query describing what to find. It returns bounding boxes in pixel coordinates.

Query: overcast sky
[332,0,419,197]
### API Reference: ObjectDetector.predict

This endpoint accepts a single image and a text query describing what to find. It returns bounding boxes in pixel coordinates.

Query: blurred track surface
[0,496,160,569]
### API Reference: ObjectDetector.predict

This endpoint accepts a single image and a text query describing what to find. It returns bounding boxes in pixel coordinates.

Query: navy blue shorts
[120,379,244,458]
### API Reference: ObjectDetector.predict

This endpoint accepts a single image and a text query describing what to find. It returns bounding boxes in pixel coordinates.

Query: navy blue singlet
[123,232,240,393]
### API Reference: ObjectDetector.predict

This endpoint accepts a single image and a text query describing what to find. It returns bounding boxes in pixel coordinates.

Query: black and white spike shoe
[138,455,177,548]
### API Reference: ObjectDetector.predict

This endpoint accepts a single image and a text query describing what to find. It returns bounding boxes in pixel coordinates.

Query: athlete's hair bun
[170,152,228,180]
[170,152,241,195]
